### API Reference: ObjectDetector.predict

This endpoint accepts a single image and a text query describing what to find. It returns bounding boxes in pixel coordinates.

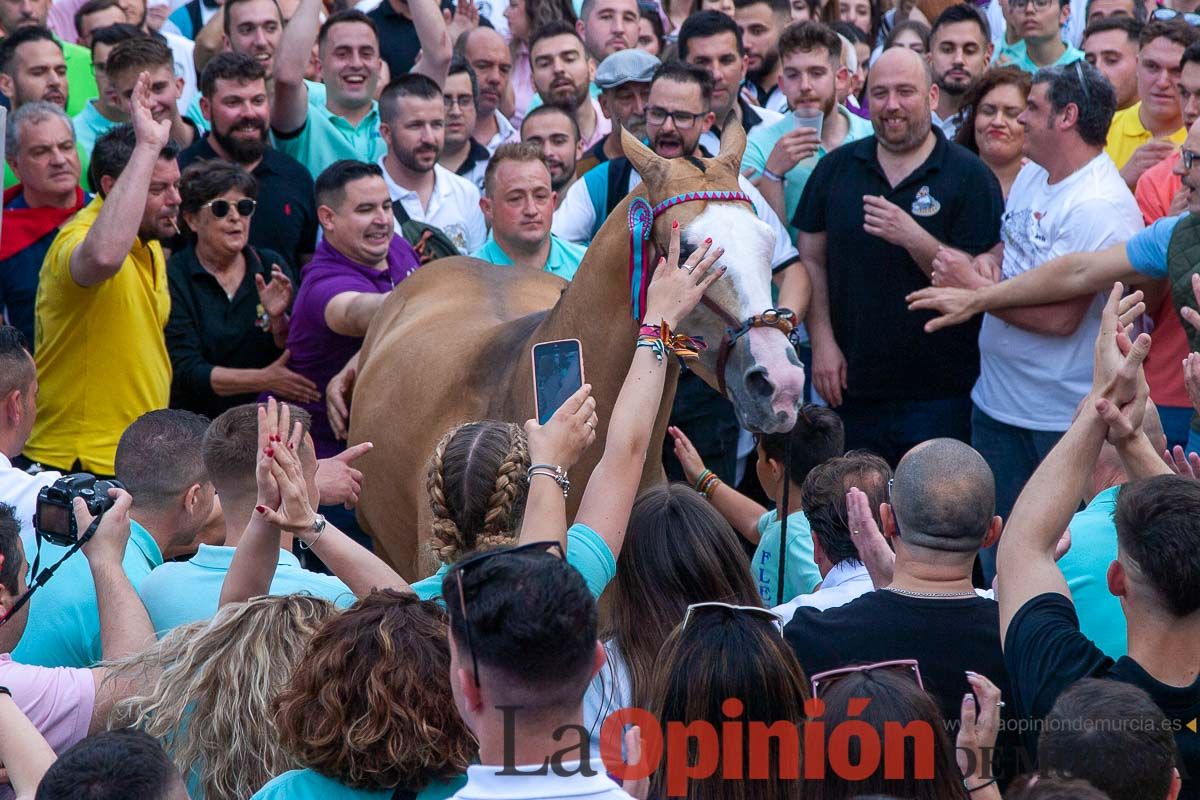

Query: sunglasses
[1072,60,1092,105]
[1183,148,1200,171]
[203,198,257,218]
[1152,7,1200,25]
[453,540,565,689]
[681,602,786,635]
[809,659,924,698]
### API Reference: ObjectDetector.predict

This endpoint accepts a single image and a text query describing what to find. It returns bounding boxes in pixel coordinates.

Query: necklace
[884,586,978,599]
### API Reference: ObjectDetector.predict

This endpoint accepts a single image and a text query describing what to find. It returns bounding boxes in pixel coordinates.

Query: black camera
[34,474,125,547]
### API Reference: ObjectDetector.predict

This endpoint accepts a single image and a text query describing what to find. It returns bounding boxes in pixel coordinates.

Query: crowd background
[0,0,1199,793]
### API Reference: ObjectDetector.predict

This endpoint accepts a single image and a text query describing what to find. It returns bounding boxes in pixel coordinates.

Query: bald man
[782,46,1005,466]
[460,27,517,152]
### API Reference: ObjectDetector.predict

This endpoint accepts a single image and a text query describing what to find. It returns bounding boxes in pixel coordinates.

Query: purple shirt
[286,235,420,457]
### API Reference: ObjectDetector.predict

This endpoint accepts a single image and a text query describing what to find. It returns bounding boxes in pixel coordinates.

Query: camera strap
[0,516,103,628]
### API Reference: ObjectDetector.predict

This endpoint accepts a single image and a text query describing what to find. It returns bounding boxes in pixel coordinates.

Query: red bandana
[0,185,87,261]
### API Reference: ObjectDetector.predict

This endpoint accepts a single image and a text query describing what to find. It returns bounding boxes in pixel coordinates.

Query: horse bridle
[628,190,798,395]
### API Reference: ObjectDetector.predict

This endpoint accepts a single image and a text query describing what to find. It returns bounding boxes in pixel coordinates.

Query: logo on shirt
[444,224,469,252]
[911,186,942,217]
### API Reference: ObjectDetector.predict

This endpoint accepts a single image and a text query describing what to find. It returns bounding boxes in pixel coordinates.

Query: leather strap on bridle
[700,298,798,396]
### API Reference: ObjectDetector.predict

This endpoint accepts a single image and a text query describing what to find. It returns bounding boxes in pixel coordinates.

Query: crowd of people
[0,0,1199,792]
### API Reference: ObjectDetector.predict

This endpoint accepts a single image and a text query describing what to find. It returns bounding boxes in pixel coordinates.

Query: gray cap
[594,49,660,91]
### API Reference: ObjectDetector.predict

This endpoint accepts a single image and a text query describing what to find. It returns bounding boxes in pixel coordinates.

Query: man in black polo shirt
[179,51,317,269]
[786,46,1003,464]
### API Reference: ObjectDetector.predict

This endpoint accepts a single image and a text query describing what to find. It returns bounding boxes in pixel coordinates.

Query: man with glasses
[995,0,1086,72]
[438,56,492,192]
[1105,19,1198,189]
[444,543,635,797]
[179,52,318,269]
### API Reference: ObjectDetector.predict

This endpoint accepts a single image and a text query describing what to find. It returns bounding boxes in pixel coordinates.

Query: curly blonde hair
[104,594,338,800]
[426,420,530,564]
[272,590,477,789]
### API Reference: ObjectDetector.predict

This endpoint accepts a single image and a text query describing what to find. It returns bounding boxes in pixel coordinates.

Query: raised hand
[316,441,372,509]
[445,0,479,42]
[847,487,894,589]
[1091,284,1149,405]
[1163,444,1200,479]
[130,71,171,149]
[643,222,725,329]
[255,264,293,320]
[255,399,316,535]
[525,384,598,471]
[668,425,707,485]
[957,671,1003,794]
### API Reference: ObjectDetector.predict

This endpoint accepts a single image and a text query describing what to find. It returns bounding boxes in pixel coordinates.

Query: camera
[34,474,125,547]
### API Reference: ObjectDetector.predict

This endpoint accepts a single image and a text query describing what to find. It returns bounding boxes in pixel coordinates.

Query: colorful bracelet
[637,320,707,365]
[693,469,714,493]
[696,471,721,499]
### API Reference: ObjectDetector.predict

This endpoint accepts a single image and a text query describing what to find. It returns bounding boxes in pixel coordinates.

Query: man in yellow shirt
[1105,19,1198,189]
[25,72,180,476]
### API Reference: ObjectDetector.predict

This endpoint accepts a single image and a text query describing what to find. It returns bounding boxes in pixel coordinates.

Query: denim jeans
[970,405,1063,583]
[835,394,973,468]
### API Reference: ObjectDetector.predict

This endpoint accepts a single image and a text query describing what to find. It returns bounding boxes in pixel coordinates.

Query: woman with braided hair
[411,228,727,601]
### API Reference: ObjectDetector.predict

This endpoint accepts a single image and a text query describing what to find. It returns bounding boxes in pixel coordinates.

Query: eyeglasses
[1072,59,1092,105]
[1007,0,1055,9]
[646,106,705,130]
[1152,7,1200,25]
[203,198,257,218]
[452,540,566,689]
[681,602,786,635]
[444,94,475,110]
[1183,148,1200,170]
[809,659,924,698]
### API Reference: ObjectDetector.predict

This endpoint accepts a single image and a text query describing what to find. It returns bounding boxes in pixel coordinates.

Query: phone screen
[533,340,583,425]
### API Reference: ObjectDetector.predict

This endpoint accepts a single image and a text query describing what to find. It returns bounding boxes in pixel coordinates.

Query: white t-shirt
[381,160,488,254]
[552,171,799,270]
[452,762,635,799]
[582,641,633,762]
[0,455,61,539]
[972,153,1143,431]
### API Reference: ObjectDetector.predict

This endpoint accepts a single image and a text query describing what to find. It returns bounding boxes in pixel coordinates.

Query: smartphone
[532,339,585,425]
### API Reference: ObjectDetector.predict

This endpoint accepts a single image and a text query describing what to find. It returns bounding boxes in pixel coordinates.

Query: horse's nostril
[744,367,774,399]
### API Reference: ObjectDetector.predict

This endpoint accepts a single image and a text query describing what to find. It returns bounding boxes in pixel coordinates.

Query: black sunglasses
[453,540,565,689]
[203,198,257,218]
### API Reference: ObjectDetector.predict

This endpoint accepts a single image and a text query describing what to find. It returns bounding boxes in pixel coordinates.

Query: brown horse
[348,123,806,579]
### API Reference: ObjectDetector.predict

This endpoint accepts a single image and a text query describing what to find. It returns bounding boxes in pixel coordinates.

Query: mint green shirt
[410,523,617,602]
[750,509,820,607]
[251,768,465,800]
[274,98,385,180]
[14,520,163,667]
[741,106,874,237]
[994,40,1085,73]
[1058,485,1127,658]
[470,234,586,281]
[137,543,355,636]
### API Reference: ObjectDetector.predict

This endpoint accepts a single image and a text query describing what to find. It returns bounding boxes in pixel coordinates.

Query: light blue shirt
[751,509,820,607]
[1058,485,1127,658]
[137,543,355,636]
[274,99,385,180]
[994,39,1085,73]
[72,100,118,159]
[252,768,465,800]
[14,520,163,668]
[471,234,586,281]
[410,523,617,602]
[1125,212,1184,279]
[741,106,874,237]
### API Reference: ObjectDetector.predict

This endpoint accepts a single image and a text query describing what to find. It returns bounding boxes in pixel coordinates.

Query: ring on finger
[586,420,596,430]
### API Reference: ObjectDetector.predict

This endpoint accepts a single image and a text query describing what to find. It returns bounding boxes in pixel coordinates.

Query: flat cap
[595,48,660,90]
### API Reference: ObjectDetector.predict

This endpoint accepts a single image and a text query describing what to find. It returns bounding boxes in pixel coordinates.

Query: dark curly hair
[271,590,478,790]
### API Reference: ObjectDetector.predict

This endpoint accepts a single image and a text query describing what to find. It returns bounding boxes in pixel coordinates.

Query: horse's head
[621,122,805,434]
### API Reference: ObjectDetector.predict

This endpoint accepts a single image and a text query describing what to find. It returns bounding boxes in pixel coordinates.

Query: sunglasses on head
[203,198,257,218]
[453,540,566,689]
[681,602,786,635]
[809,659,924,698]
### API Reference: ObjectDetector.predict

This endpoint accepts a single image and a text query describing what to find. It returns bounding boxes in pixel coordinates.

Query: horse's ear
[715,109,747,170]
[622,126,669,188]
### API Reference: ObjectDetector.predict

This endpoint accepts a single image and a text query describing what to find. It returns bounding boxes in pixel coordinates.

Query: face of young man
[1083,28,1140,109]
[521,109,582,191]
[320,176,394,266]
[928,20,991,98]
[530,33,591,113]
[111,63,180,120]
[736,0,785,83]
[225,0,283,74]
[1016,0,1069,45]
[1086,0,1136,22]
[483,158,556,251]
[778,45,838,116]
[0,0,48,31]
[0,39,67,108]
[318,20,381,111]
[683,31,748,119]
[205,76,271,164]
[443,71,478,151]
[78,4,127,46]
[646,77,714,158]
[1177,60,1200,129]
[1136,34,1186,122]
[577,0,638,61]
[383,94,445,173]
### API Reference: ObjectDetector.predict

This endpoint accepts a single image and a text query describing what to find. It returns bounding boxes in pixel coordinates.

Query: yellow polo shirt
[25,197,171,475]
[1105,102,1186,170]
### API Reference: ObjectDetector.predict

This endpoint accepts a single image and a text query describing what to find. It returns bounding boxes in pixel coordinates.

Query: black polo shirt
[369,0,455,78]
[178,137,319,270]
[792,128,1003,403]
[165,244,295,418]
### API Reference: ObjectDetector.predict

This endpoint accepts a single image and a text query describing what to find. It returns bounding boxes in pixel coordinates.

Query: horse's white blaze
[684,203,776,320]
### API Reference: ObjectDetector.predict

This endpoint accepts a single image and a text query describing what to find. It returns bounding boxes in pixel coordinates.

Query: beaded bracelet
[693,469,714,493]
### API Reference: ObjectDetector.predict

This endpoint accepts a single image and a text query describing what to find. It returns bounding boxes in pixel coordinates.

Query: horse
[348,122,807,579]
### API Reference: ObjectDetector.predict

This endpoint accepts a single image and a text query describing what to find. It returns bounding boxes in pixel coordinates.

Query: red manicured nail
[672,220,679,229]
[705,237,712,243]
[255,505,266,514]
[265,447,274,457]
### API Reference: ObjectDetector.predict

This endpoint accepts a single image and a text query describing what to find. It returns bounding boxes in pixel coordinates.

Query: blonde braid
[427,425,468,564]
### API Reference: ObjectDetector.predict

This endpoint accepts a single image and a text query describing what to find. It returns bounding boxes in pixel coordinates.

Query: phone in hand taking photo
[531,339,585,425]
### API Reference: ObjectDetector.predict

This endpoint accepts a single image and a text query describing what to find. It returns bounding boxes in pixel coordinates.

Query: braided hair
[426,421,531,564]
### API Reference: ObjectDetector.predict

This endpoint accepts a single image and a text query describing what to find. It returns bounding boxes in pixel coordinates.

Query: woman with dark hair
[884,18,930,53]
[582,484,763,754]
[829,0,880,46]
[165,158,317,418]
[504,0,577,125]
[643,603,808,800]
[956,67,1031,199]
[636,2,666,55]
[251,590,476,799]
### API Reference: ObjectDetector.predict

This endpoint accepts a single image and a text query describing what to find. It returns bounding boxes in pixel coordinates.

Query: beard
[545,80,588,112]
[936,73,972,97]
[874,109,933,153]
[213,120,269,165]
[651,129,698,158]
[396,143,440,172]
[747,50,780,85]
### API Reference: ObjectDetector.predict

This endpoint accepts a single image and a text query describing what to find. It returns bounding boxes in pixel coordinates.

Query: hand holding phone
[532,339,584,425]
